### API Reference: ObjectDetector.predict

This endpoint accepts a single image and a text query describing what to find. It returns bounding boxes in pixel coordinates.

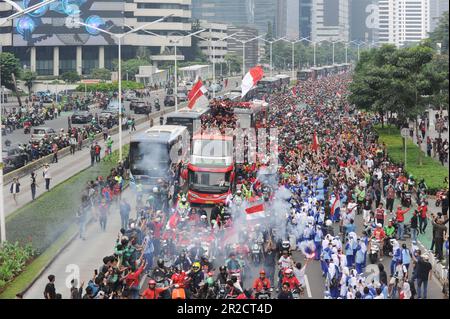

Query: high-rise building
[429,0,449,32]
[192,0,276,35]
[0,0,193,76]
[276,0,287,37]
[198,21,228,63]
[378,0,430,47]
[299,0,313,39]
[227,26,259,73]
[311,0,350,42]
[349,0,379,42]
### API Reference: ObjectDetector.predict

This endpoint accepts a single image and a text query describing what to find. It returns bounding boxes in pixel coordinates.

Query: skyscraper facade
[311,0,350,42]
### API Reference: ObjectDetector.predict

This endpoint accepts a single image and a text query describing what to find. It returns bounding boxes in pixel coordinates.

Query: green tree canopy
[90,68,111,81]
[429,11,449,54]
[0,52,21,90]
[60,71,81,83]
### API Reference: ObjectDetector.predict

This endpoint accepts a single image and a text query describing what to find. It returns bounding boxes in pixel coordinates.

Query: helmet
[192,262,201,272]
[259,269,266,275]
[376,223,382,228]
[157,259,164,268]
[219,266,227,272]
[152,186,159,193]
[236,189,242,194]
[181,196,187,202]
[148,279,156,285]
[325,219,332,227]
[284,268,293,275]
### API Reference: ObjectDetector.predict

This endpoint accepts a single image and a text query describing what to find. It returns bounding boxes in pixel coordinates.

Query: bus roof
[275,74,290,79]
[192,133,233,141]
[259,77,279,82]
[132,125,186,144]
[166,107,210,119]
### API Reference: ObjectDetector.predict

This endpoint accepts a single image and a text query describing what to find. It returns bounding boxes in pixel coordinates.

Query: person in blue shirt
[401,243,412,272]
[355,239,366,274]
[345,239,354,267]
[313,226,323,260]
[390,240,401,276]
[345,219,356,236]
[363,286,373,299]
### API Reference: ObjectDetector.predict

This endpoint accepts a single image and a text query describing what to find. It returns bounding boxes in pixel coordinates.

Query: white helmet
[181,196,187,202]
[325,219,332,227]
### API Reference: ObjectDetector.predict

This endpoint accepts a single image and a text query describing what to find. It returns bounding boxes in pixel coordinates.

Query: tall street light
[281,37,308,79]
[194,31,238,98]
[140,28,206,111]
[229,34,266,77]
[76,15,173,162]
[259,37,285,77]
[0,0,58,243]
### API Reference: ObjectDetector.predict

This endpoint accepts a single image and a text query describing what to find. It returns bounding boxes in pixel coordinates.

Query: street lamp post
[259,37,285,77]
[0,0,58,243]
[140,28,206,111]
[228,34,265,78]
[76,15,173,162]
[194,32,238,98]
[281,37,308,79]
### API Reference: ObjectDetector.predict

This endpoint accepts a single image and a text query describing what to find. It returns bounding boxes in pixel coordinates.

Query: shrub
[0,242,35,290]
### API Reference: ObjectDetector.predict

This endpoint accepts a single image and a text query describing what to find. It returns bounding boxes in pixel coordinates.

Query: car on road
[134,101,152,114]
[177,92,188,102]
[125,90,137,101]
[107,99,126,113]
[31,127,57,142]
[184,82,194,91]
[129,98,140,111]
[2,146,31,171]
[99,110,119,126]
[164,95,176,107]
[71,110,93,124]
[207,83,223,93]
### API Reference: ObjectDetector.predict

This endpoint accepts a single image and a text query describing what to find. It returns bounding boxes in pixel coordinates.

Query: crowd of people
[41,71,448,300]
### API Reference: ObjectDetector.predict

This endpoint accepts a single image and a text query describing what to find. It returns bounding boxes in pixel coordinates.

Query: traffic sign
[401,128,409,138]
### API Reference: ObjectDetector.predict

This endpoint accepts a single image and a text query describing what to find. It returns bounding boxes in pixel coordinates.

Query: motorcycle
[368,238,380,264]
[171,284,186,299]
[401,190,412,207]
[154,98,161,112]
[255,288,273,299]
[251,242,263,266]
[292,288,301,299]
[23,121,31,134]
[216,284,228,299]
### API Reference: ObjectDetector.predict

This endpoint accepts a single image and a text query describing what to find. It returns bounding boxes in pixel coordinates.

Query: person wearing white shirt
[43,164,52,191]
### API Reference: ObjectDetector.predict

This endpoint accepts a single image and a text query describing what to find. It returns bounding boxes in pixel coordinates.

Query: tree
[0,52,23,106]
[114,58,151,81]
[224,54,242,74]
[90,68,111,81]
[21,70,37,98]
[61,71,81,83]
[429,11,449,54]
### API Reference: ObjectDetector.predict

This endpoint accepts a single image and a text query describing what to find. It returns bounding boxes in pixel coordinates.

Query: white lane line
[304,274,312,298]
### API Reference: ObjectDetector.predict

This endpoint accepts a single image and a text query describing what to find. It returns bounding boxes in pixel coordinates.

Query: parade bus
[185,133,235,205]
[256,77,281,98]
[233,100,269,129]
[165,107,210,136]
[297,69,313,81]
[275,74,291,89]
[129,125,189,189]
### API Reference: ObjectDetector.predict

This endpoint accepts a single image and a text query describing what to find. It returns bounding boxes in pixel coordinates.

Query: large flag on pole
[245,203,265,221]
[188,79,209,109]
[311,131,319,152]
[241,65,264,98]
[330,193,341,222]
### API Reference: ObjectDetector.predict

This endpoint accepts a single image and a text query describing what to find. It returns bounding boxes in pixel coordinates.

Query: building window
[59,46,76,75]
[36,47,53,76]
[104,46,118,71]
[82,46,99,75]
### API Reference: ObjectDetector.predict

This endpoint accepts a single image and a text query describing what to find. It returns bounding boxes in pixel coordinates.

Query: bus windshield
[192,139,233,158]
[189,171,231,193]
[166,117,194,134]
[130,141,169,176]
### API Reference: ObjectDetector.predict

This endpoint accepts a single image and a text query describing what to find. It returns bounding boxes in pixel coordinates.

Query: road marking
[304,274,312,298]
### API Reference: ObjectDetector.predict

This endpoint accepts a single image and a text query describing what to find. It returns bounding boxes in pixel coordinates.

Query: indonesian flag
[336,91,342,98]
[245,203,265,220]
[166,213,180,230]
[241,65,264,98]
[292,86,298,97]
[311,131,319,152]
[330,194,341,218]
[188,79,209,109]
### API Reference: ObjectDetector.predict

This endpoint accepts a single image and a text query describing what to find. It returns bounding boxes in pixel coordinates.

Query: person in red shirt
[281,268,300,291]
[252,270,271,293]
[124,260,147,299]
[375,203,385,226]
[417,202,428,234]
[170,267,188,287]
[371,223,386,259]
[141,280,171,299]
[236,290,255,299]
[396,205,410,240]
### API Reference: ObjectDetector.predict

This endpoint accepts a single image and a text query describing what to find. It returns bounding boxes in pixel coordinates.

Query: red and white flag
[188,79,209,109]
[245,203,265,221]
[241,65,264,98]
[336,91,342,98]
[292,86,298,97]
[311,130,319,152]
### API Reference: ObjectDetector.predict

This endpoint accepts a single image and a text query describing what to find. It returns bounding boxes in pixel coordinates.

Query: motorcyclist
[232,189,244,207]
[177,196,190,212]
[281,268,301,291]
[141,279,171,299]
[152,258,170,278]
[187,262,204,294]
[173,249,192,272]
[170,266,187,287]
[226,252,241,272]
[189,240,205,262]
[252,270,271,294]
[216,266,229,285]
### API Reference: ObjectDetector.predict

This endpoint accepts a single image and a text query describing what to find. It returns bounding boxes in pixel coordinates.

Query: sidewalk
[2,109,169,218]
